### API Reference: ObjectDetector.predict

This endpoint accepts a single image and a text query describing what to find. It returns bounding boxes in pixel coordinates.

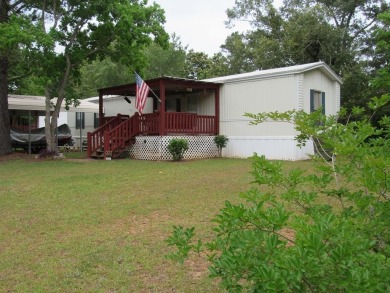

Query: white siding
[303,71,339,115]
[219,75,297,137]
[335,82,341,112]
[296,74,304,110]
[103,96,137,116]
[217,68,341,160]
[67,112,97,148]
[38,112,67,127]
[224,136,314,161]
[88,95,153,116]
[198,93,215,115]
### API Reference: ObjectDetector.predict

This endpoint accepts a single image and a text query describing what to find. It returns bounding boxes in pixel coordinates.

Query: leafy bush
[167,95,390,292]
[214,135,229,157]
[167,138,189,161]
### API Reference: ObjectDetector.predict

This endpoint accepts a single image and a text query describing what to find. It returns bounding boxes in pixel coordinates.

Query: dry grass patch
[0,154,253,292]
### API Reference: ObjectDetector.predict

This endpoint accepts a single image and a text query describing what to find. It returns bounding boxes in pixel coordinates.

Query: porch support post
[159,80,166,136]
[215,87,220,134]
[98,91,104,127]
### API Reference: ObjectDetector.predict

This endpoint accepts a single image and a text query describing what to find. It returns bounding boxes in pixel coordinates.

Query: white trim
[204,62,342,84]
[8,95,99,113]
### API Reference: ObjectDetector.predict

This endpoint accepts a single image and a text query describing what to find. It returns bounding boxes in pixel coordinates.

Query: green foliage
[369,11,390,123]
[166,226,202,264]
[221,32,257,74]
[214,135,229,158]
[167,138,189,161]
[143,34,188,79]
[75,58,134,99]
[223,0,389,113]
[167,96,390,292]
[2,0,169,151]
[184,50,213,80]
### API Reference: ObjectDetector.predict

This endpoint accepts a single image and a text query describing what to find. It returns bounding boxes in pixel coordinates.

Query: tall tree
[221,32,256,73]
[143,33,187,79]
[183,50,212,80]
[371,10,390,94]
[0,0,44,155]
[0,0,11,155]
[75,59,134,99]
[369,10,390,123]
[223,0,389,109]
[2,0,168,153]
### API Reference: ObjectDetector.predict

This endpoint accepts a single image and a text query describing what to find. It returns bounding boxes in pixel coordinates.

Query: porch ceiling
[97,76,221,97]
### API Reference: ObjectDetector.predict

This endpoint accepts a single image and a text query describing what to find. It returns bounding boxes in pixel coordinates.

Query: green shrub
[214,135,229,157]
[167,138,189,161]
[166,95,390,292]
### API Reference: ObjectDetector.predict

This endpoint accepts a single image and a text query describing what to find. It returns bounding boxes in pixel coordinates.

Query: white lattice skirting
[128,135,219,160]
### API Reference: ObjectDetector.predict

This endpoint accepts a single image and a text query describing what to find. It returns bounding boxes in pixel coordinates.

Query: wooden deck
[87,112,216,159]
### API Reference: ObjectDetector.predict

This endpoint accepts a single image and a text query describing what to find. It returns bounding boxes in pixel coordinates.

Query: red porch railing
[165,113,215,134]
[103,112,160,157]
[87,114,127,158]
[88,112,216,159]
[139,112,159,134]
[103,115,139,157]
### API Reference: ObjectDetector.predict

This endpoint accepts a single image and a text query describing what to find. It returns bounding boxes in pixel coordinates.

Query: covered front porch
[87,77,221,159]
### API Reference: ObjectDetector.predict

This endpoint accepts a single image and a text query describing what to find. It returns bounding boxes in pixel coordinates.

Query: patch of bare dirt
[185,251,211,280]
[0,151,94,163]
[280,227,296,246]
[64,158,94,163]
[0,152,34,162]
[128,211,173,235]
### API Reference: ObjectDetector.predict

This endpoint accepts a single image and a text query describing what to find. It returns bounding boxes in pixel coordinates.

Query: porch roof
[8,95,99,113]
[95,76,221,135]
[97,76,221,96]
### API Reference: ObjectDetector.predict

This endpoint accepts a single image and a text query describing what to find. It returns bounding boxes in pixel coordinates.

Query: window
[187,96,197,113]
[166,98,181,112]
[93,113,99,129]
[310,90,325,114]
[76,112,85,129]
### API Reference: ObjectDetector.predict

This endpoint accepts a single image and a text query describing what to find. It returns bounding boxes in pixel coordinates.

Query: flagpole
[149,88,161,103]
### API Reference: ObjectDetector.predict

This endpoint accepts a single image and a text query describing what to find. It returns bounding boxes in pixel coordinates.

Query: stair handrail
[87,114,124,158]
[102,113,141,159]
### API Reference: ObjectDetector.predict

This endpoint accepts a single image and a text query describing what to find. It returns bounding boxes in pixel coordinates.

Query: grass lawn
[0,152,312,292]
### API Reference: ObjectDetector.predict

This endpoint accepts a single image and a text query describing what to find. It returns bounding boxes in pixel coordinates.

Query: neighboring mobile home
[88,61,341,160]
[8,95,99,150]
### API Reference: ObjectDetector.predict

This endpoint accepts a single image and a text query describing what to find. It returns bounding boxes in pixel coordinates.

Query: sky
[153,0,283,56]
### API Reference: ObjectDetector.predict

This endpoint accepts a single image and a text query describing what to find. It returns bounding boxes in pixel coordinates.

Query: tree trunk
[44,53,71,153]
[44,89,60,152]
[0,56,11,155]
[0,0,12,155]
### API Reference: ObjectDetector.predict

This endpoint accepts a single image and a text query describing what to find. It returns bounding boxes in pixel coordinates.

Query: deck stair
[87,113,158,159]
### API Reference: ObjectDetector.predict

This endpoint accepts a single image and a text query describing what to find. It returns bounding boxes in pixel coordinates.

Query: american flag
[135,73,150,114]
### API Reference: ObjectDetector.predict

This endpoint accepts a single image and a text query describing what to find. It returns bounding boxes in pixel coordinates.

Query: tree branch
[52,0,59,29]
[351,18,377,41]
[323,3,340,27]
[8,71,32,83]
[41,0,46,33]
